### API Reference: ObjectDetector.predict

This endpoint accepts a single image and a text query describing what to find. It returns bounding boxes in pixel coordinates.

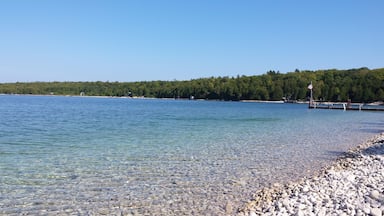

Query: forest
[1,67,383,103]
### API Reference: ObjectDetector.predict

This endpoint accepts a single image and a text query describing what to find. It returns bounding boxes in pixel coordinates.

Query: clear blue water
[0,95,383,215]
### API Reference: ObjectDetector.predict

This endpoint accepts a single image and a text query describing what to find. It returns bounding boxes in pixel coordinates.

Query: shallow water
[0,95,383,215]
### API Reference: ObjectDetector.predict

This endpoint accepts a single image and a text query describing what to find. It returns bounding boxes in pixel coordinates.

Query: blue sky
[1,0,383,82]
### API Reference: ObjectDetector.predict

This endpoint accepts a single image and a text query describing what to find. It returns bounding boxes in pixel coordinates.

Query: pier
[307,82,384,111]
[309,102,384,111]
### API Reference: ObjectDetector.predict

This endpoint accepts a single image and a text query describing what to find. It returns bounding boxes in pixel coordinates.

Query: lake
[0,95,382,215]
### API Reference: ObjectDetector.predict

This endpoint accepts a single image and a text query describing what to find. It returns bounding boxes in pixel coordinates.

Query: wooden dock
[309,102,384,111]
[306,82,384,111]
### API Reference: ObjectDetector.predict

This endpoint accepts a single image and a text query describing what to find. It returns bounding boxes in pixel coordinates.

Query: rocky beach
[239,133,384,216]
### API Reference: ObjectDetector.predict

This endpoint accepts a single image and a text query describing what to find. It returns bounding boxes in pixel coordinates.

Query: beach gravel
[239,133,384,216]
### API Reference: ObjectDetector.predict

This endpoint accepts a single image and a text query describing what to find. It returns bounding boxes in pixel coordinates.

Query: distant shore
[238,133,384,216]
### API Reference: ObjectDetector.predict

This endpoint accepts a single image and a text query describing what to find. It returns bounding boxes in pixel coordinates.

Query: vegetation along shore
[1,67,383,103]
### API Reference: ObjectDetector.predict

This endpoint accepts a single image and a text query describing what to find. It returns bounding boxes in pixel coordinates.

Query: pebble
[97,208,109,215]
[296,209,305,216]
[225,202,233,214]
[370,190,381,201]
[370,207,382,216]
[240,134,384,216]
[302,185,309,192]
[282,198,290,208]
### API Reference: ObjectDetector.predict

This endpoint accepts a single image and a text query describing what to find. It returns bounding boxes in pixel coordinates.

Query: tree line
[1,67,383,103]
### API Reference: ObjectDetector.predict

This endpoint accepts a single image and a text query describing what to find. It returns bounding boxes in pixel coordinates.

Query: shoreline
[238,133,384,216]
